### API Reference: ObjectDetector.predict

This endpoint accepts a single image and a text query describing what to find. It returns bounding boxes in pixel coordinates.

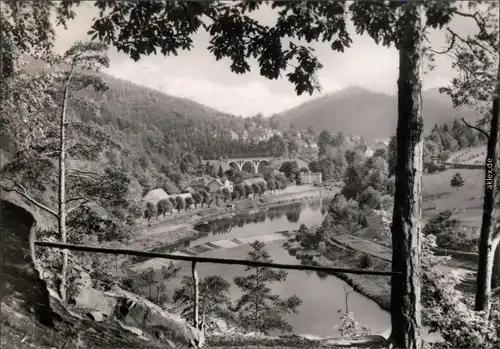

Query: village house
[309,142,318,150]
[229,130,239,141]
[143,188,170,206]
[300,171,322,185]
[242,130,249,141]
[207,178,233,193]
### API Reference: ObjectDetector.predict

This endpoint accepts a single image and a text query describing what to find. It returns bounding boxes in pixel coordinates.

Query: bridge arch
[257,160,270,174]
[241,161,257,174]
[228,161,240,171]
[224,157,274,174]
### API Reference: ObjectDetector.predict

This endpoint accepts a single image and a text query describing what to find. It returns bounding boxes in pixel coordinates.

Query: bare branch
[493,286,500,297]
[67,201,91,215]
[427,34,456,55]
[461,117,490,139]
[67,169,100,182]
[68,168,101,176]
[1,178,58,218]
[65,197,93,204]
[67,173,99,182]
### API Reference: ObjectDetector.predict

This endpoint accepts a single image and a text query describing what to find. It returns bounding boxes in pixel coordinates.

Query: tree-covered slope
[277,87,480,139]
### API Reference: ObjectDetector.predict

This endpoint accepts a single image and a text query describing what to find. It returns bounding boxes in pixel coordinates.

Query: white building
[143,188,170,206]
[207,178,233,193]
[229,130,239,140]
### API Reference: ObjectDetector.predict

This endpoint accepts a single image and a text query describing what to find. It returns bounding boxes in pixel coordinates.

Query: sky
[53,2,482,117]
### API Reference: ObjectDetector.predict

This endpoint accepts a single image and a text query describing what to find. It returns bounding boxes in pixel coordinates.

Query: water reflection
[195,201,324,236]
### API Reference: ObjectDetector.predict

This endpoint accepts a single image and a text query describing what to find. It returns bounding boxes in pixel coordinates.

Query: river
[160,198,392,338]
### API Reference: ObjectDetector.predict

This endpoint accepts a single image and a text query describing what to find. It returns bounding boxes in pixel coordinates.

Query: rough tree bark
[389,5,423,349]
[475,16,500,317]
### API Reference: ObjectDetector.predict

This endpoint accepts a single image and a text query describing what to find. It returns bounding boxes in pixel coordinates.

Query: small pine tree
[144,202,156,221]
[244,184,253,198]
[138,267,156,298]
[168,197,177,211]
[218,165,224,178]
[173,275,234,333]
[222,187,230,202]
[251,183,260,196]
[176,196,185,212]
[233,240,302,334]
[185,196,194,210]
[450,172,465,191]
[157,199,173,217]
[192,192,202,208]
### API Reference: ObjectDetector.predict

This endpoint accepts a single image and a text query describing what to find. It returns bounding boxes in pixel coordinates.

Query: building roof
[209,177,228,186]
[171,193,193,200]
[143,188,170,203]
[242,177,266,186]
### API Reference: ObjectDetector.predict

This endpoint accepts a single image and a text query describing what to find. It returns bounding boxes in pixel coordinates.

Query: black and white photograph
[1,1,500,348]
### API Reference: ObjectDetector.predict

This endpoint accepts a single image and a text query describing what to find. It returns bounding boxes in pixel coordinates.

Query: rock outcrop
[0,199,202,348]
[110,289,205,348]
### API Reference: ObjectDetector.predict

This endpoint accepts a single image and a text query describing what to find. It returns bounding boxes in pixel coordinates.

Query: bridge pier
[227,157,272,174]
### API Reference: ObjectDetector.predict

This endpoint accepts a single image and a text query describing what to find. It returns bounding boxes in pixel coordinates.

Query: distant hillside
[277,86,480,139]
[80,73,249,156]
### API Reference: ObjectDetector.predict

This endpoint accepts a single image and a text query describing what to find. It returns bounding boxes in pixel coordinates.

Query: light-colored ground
[422,168,485,227]
[124,185,337,252]
[328,233,475,279]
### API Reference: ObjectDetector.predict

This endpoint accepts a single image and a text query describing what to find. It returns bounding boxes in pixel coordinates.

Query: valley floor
[125,185,337,252]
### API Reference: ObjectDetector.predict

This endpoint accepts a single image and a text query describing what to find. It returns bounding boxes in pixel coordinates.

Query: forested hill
[79,73,248,157]
[66,72,317,194]
[277,86,480,139]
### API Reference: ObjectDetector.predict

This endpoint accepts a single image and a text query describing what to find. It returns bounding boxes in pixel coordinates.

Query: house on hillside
[364,146,374,158]
[356,144,374,158]
[309,142,318,150]
[300,171,322,185]
[207,178,233,193]
[229,130,239,141]
[143,188,170,206]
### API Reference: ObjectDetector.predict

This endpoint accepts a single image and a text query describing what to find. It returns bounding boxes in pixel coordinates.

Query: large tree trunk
[389,5,423,349]
[475,23,500,317]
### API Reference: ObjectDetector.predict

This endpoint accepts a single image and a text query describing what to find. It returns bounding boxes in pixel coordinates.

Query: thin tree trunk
[389,5,423,349]
[475,17,500,316]
[192,261,199,329]
[59,69,72,303]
